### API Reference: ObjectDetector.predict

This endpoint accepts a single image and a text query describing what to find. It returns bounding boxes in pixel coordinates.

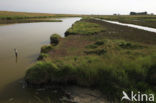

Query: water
[0,17,81,103]
[95,18,156,33]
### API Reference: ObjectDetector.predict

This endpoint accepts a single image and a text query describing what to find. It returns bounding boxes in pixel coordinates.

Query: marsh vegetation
[50,34,62,45]
[0,11,81,24]
[0,17,81,103]
[25,18,156,102]
[94,15,156,28]
[65,19,105,36]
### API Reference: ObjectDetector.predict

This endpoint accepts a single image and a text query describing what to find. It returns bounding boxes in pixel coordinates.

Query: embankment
[25,18,156,102]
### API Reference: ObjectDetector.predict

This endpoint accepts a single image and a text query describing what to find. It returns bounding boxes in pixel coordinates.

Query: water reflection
[0,17,81,103]
[14,48,18,63]
[15,56,18,63]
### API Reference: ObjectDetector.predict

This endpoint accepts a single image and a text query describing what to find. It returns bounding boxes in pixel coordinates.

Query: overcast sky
[0,0,155,15]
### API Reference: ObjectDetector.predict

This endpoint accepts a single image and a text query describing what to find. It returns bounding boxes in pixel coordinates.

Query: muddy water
[0,17,81,103]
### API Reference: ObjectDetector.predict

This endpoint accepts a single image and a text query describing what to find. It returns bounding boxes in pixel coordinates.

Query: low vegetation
[0,11,81,24]
[25,61,58,85]
[41,45,53,53]
[37,53,49,60]
[38,34,62,60]
[118,41,144,49]
[0,19,62,24]
[26,53,156,99]
[94,15,156,28]
[25,18,156,102]
[65,20,105,36]
[50,34,62,45]
[0,11,81,19]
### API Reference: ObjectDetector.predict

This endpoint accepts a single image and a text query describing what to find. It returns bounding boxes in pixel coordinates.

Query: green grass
[0,11,82,20]
[50,34,62,45]
[84,48,106,55]
[85,40,105,49]
[94,15,156,28]
[41,45,53,53]
[38,53,49,60]
[25,18,156,102]
[0,19,62,24]
[118,40,144,49]
[0,11,82,24]
[25,61,58,85]
[38,34,61,60]
[65,20,105,36]
[25,53,156,100]
[0,16,52,20]
[26,38,156,101]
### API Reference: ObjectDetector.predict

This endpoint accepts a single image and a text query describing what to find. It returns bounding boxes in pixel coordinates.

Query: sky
[0,0,156,15]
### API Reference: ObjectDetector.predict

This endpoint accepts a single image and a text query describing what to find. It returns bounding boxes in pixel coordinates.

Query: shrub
[50,34,61,45]
[41,45,53,53]
[95,40,104,46]
[85,44,98,49]
[119,41,144,49]
[86,40,105,49]
[84,48,107,55]
[25,61,58,85]
[37,53,48,60]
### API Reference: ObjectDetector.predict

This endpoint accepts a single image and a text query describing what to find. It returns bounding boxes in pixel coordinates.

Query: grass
[0,16,52,20]
[0,19,62,24]
[25,53,156,101]
[38,34,62,60]
[0,11,82,19]
[118,40,144,49]
[86,40,104,48]
[50,34,62,45]
[38,53,49,60]
[87,18,156,45]
[25,61,58,85]
[0,11,55,18]
[94,15,156,28]
[65,19,105,36]
[84,48,106,55]
[41,45,53,53]
[0,11,82,24]
[25,18,156,102]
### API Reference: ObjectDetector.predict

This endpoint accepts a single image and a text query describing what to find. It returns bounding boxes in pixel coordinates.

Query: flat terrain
[0,11,81,18]
[95,15,156,28]
[0,19,62,24]
[0,11,81,24]
[25,18,156,102]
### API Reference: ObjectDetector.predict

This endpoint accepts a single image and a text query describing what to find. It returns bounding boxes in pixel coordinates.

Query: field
[0,11,81,24]
[25,18,156,102]
[0,19,62,24]
[94,15,156,28]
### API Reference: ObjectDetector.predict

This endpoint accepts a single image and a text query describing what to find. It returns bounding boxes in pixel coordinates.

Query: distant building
[113,13,120,16]
[130,12,147,15]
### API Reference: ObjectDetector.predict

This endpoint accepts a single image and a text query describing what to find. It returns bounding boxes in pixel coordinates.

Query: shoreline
[0,11,82,24]
[0,19,62,24]
[25,18,156,102]
[94,15,156,28]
